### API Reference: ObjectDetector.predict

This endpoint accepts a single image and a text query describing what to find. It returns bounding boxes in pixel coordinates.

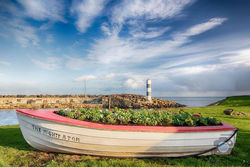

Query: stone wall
[0,94,184,109]
[0,95,102,109]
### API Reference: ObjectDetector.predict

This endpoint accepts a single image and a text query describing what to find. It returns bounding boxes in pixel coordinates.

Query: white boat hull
[16,110,237,157]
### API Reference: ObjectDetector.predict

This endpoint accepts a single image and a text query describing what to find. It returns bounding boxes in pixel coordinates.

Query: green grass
[218,96,250,106]
[0,106,250,166]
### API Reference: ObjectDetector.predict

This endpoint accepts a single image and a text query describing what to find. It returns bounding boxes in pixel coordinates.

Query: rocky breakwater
[0,95,102,109]
[102,94,185,109]
[0,94,184,109]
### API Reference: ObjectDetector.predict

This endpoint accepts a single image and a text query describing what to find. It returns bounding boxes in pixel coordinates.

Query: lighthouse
[146,79,152,101]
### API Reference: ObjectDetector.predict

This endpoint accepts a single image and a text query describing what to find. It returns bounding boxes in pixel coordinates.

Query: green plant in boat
[55,107,221,127]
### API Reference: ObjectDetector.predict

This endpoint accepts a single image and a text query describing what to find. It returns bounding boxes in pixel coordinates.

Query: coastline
[207,95,250,106]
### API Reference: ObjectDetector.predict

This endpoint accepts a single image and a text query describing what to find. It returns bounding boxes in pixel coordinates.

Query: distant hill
[209,95,250,106]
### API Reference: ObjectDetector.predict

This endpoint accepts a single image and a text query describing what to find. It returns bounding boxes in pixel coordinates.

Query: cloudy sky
[0,0,250,96]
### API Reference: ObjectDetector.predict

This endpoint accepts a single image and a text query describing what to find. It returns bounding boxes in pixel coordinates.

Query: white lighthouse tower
[146,79,152,101]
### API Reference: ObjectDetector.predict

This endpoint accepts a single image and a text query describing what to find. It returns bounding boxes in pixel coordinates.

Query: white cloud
[175,18,227,39]
[125,78,144,89]
[1,0,248,97]
[9,19,39,47]
[220,49,250,66]
[167,65,219,75]
[65,56,86,70]
[83,15,233,95]
[0,0,65,47]
[32,57,61,70]
[103,73,115,79]
[88,17,227,65]
[71,0,107,33]
[17,0,66,22]
[0,61,10,66]
[154,49,250,79]
[101,22,112,36]
[112,0,194,25]
[74,75,96,82]
[39,21,55,31]
[142,46,250,96]
[0,0,22,18]
[109,0,194,42]
[156,47,250,77]
[88,35,135,64]
[0,2,39,47]
[130,26,170,39]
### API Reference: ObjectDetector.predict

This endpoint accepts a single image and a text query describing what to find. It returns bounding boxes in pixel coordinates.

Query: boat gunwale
[16,109,237,133]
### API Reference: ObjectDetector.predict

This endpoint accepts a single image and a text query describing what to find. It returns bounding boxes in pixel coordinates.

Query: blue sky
[0,0,250,96]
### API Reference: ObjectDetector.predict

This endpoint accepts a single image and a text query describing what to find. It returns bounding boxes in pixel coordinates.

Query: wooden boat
[16,109,238,157]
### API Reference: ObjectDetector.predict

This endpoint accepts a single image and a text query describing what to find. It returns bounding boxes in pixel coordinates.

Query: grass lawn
[0,99,250,166]
[218,96,250,107]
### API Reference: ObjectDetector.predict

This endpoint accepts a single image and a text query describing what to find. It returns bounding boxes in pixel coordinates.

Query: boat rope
[173,128,239,158]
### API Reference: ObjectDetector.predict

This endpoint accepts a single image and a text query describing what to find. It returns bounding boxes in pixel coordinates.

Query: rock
[233,112,248,116]
[83,98,102,104]
[101,94,185,109]
[224,109,234,115]
[27,99,36,104]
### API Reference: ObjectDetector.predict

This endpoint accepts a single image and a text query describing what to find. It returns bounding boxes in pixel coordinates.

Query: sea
[158,97,225,107]
[0,97,225,126]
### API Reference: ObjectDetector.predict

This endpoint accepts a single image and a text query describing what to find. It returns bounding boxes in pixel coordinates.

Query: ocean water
[159,97,225,107]
[0,109,18,126]
[0,97,225,126]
